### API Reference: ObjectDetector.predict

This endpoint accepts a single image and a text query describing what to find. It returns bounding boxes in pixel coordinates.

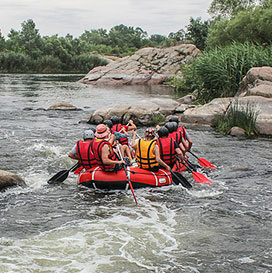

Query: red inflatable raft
[77,164,186,190]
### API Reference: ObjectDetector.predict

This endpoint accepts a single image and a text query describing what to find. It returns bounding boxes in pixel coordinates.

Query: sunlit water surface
[0,74,271,273]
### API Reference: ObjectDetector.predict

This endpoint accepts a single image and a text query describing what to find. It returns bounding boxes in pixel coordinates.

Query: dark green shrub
[71,54,108,73]
[213,100,259,136]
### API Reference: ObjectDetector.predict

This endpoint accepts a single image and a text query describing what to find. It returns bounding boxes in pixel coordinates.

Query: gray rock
[80,44,201,86]
[0,170,26,191]
[229,127,246,136]
[237,66,272,97]
[181,98,232,124]
[48,103,80,111]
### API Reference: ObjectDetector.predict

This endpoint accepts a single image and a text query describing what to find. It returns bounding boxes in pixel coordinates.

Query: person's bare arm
[68,152,78,160]
[127,120,137,131]
[131,131,137,150]
[101,145,124,165]
[175,147,184,162]
[154,145,170,171]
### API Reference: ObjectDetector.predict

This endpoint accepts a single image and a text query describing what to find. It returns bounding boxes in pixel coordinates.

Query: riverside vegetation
[0,19,198,74]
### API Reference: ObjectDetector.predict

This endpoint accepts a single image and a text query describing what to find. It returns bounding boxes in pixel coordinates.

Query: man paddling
[68,129,98,170]
[131,128,171,171]
[156,126,184,169]
[91,124,124,172]
[169,116,193,153]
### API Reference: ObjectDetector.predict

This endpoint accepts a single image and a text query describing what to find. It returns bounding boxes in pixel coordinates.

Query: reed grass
[213,100,259,136]
[171,42,272,103]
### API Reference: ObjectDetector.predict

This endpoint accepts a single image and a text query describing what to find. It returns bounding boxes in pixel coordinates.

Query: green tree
[108,24,144,51]
[149,34,167,45]
[0,30,5,51]
[206,5,272,48]
[19,19,43,59]
[208,0,257,17]
[185,17,210,50]
[80,28,109,46]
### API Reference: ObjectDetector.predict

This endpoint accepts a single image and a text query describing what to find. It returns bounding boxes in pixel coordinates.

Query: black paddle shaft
[47,162,79,184]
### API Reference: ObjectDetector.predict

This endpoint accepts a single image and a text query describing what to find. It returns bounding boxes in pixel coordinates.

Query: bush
[213,100,259,136]
[171,42,272,103]
[151,113,165,125]
[70,54,108,73]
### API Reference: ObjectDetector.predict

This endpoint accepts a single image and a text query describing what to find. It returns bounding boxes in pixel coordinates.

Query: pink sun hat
[95,124,110,138]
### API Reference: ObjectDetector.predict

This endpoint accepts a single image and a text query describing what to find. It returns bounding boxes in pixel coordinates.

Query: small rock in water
[229,126,246,136]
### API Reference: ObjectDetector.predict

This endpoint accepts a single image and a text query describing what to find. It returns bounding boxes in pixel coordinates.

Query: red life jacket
[177,126,187,141]
[91,139,119,170]
[76,140,97,169]
[170,131,182,144]
[156,137,177,166]
[111,124,129,145]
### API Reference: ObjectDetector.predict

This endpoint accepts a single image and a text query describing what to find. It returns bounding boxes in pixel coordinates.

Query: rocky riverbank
[84,66,272,136]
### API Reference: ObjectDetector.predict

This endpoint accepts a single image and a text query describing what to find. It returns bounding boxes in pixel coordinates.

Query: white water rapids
[0,74,271,273]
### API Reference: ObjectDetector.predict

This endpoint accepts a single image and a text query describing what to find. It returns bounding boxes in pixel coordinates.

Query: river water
[0,74,271,273]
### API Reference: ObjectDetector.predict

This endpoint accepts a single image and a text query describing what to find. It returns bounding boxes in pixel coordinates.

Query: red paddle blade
[192,171,213,185]
[198,158,216,168]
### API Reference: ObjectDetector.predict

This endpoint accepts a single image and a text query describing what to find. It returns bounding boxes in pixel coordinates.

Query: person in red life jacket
[164,122,186,155]
[103,119,113,130]
[91,124,125,172]
[169,116,193,153]
[68,129,98,170]
[110,116,136,162]
[131,128,171,171]
[156,126,184,169]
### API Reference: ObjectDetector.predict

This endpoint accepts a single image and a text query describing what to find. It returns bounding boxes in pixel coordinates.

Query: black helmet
[157,126,169,138]
[103,119,113,129]
[169,116,179,123]
[171,121,178,131]
[110,116,120,125]
[165,122,175,133]
[90,127,96,133]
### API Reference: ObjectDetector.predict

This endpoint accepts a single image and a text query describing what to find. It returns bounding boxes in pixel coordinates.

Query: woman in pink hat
[91,124,125,172]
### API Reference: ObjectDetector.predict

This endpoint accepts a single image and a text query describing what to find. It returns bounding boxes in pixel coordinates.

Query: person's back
[136,138,158,170]
[156,127,177,168]
[169,116,192,152]
[132,128,170,171]
[68,130,97,170]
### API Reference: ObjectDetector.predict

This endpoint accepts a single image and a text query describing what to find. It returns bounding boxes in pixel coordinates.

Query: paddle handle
[116,145,138,205]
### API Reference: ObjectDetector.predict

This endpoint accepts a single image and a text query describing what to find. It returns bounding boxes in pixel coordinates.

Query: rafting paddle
[170,170,192,189]
[47,162,80,184]
[183,159,213,185]
[188,151,216,168]
[116,145,138,205]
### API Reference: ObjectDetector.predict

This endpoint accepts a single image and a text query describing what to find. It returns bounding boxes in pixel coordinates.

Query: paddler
[131,128,171,171]
[169,116,193,153]
[110,116,137,163]
[156,126,184,169]
[68,129,98,170]
[91,124,125,172]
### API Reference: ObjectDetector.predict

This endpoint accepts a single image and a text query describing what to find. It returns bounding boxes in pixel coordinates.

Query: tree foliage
[208,0,258,17]
[0,20,169,73]
[206,4,272,48]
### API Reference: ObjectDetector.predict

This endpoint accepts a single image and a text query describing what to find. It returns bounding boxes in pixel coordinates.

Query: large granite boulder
[181,98,232,125]
[237,66,272,98]
[88,98,185,126]
[180,96,272,135]
[0,170,26,191]
[80,44,201,86]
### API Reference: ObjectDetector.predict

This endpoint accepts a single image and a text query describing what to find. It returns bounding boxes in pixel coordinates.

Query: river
[0,74,271,273]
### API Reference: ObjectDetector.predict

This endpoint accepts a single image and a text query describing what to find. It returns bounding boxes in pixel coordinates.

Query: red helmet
[145,128,156,138]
